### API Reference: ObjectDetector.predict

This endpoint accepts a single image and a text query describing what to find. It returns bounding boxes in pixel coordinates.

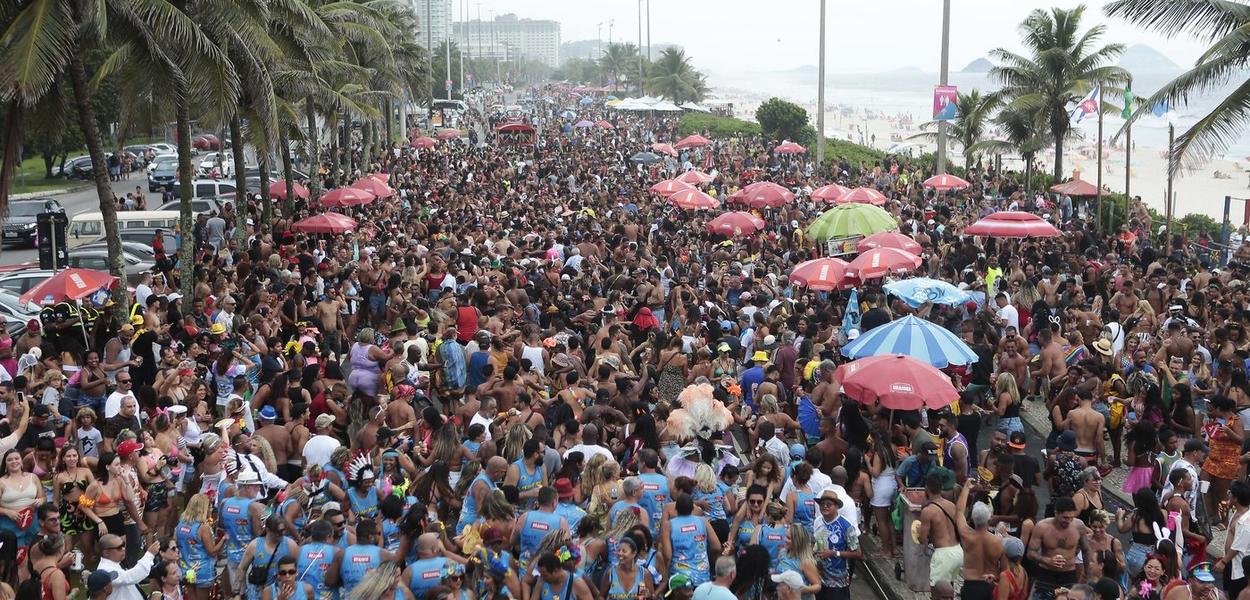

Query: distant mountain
[1118,44,1180,71]
[961,58,994,73]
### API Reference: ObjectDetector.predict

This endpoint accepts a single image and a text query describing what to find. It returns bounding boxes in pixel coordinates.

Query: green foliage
[678,113,759,138]
[1180,213,1221,238]
[755,98,813,146]
[822,137,887,168]
[647,48,706,104]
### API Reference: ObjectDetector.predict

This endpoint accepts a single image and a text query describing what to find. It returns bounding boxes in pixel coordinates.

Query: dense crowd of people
[0,81,1245,600]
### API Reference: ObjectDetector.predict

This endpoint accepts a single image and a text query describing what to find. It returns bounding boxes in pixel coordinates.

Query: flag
[1071,84,1100,123]
[1152,99,1169,118]
[1122,85,1134,119]
[842,288,861,337]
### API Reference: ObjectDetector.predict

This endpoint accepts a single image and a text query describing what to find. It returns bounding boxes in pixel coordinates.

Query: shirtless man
[955,483,1005,600]
[998,337,1029,389]
[355,405,386,453]
[488,365,522,414]
[812,361,840,418]
[1156,321,1195,366]
[919,471,964,587]
[256,406,296,481]
[1110,280,1139,318]
[385,391,416,434]
[1039,268,1062,306]
[1027,498,1091,600]
[1065,388,1105,464]
[315,289,347,354]
[1035,328,1066,397]
[813,416,846,478]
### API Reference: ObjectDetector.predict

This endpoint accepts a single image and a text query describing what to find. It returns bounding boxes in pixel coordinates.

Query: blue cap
[790,443,806,459]
[259,406,277,420]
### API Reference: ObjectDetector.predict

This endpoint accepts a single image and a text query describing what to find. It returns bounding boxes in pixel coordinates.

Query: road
[1,176,150,265]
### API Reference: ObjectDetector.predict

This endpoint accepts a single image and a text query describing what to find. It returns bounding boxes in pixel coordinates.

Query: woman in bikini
[79,451,140,542]
[0,449,43,583]
[52,446,97,567]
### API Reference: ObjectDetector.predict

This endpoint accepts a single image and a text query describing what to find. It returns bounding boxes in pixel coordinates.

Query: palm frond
[1104,0,1250,43]
[0,0,75,106]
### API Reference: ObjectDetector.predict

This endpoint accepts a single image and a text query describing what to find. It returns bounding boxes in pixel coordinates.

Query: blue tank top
[759,524,788,569]
[776,555,815,600]
[519,510,564,566]
[463,440,481,456]
[668,515,710,586]
[408,557,448,599]
[324,465,347,487]
[252,537,292,590]
[555,502,587,534]
[736,519,757,548]
[279,498,306,532]
[221,497,256,560]
[637,473,670,531]
[539,574,575,600]
[381,518,401,552]
[512,458,543,494]
[693,487,726,522]
[296,541,336,600]
[270,581,308,600]
[176,521,210,570]
[348,486,379,520]
[793,488,819,528]
[609,501,645,527]
[456,473,496,534]
[340,544,381,591]
[467,352,490,386]
[607,566,644,600]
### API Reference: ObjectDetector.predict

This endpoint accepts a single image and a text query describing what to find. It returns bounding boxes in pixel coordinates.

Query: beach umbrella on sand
[836,187,888,206]
[922,174,970,191]
[677,170,714,185]
[351,177,394,199]
[845,247,922,280]
[834,354,959,410]
[411,136,436,149]
[806,203,897,241]
[595,119,615,130]
[674,134,711,149]
[883,277,972,309]
[707,211,765,237]
[631,152,663,164]
[291,213,358,234]
[668,188,720,210]
[20,268,119,305]
[840,315,977,368]
[268,180,309,201]
[437,128,461,140]
[1050,178,1099,196]
[811,184,850,203]
[651,143,678,157]
[739,181,795,209]
[321,187,375,208]
[857,231,922,254]
[789,258,850,291]
[650,179,694,196]
[775,141,806,154]
[964,211,1060,238]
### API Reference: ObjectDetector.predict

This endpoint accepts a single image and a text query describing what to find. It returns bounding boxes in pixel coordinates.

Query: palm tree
[1105,0,1250,175]
[599,43,639,91]
[971,106,1051,194]
[647,48,707,105]
[990,5,1130,181]
[909,89,1000,173]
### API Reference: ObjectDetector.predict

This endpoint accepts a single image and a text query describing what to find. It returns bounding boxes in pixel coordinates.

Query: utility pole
[475,3,481,62]
[935,0,951,174]
[1124,77,1132,220]
[637,0,644,95]
[1165,122,1175,254]
[646,0,651,63]
[608,20,614,47]
[816,0,826,169]
[490,11,497,83]
[1096,84,1103,230]
[446,23,453,100]
[459,0,465,91]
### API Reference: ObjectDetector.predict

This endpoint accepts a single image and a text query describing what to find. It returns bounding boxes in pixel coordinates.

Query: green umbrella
[806,203,898,241]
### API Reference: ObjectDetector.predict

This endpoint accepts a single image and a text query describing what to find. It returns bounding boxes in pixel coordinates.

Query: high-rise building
[452,13,561,68]
[409,0,452,48]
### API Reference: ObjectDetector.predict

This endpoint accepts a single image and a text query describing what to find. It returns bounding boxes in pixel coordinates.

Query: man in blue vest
[403,532,468,600]
[331,519,399,592]
[222,471,265,600]
[511,486,569,570]
[636,449,670,535]
[552,477,586,533]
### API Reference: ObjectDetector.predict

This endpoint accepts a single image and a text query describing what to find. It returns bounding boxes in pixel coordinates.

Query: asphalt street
[2,176,144,265]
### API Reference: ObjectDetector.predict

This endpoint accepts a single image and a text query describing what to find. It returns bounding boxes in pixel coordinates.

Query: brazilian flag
[1122,83,1134,119]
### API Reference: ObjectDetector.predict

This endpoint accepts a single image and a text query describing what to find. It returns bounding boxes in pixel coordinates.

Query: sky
[458,0,1212,75]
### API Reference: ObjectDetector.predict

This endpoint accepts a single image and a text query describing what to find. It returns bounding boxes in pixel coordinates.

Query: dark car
[2,198,63,247]
[61,156,94,180]
[149,163,178,192]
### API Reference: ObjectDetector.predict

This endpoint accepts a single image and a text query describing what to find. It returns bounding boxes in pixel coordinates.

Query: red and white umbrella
[707,211,765,237]
[268,180,309,201]
[677,170,714,185]
[411,136,437,149]
[857,231,922,254]
[321,187,375,208]
[789,258,850,291]
[922,174,970,191]
[437,128,461,140]
[845,247,922,279]
[595,119,615,130]
[739,181,794,209]
[651,143,678,157]
[674,134,711,149]
[649,179,694,196]
[351,177,394,199]
[964,211,1061,238]
[367,172,390,183]
[20,268,119,305]
[836,187,888,206]
[774,141,806,154]
[667,188,720,210]
[811,184,850,203]
[835,354,958,410]
[291,212,358,234]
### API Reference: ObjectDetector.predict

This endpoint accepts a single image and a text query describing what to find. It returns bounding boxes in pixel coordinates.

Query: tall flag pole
[1096,84,1104,230]
[1123,79,1133,219]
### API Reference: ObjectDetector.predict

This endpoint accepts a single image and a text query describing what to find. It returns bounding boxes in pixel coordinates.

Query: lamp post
[935,0,950,174]
[638,0,645,95]
[816,0,826,169]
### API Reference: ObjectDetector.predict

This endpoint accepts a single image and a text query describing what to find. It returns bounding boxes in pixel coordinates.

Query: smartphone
[16,391,24,404]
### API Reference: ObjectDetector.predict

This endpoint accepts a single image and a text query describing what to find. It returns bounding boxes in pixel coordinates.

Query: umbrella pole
[77,299,90,348]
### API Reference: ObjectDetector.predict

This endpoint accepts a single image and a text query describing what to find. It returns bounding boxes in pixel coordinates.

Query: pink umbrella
[856,232,922,254]
[667,188,720,210]
[19,268,119,305]
[811,184,850,203]
[651,143,678,157]
[595,119,615,130]
[677,170,714,185]
[922,174,970,191]
[739,181,794,209]
[411,136,437,149]
[706,211,765,237]
[367,173,390,184]
[845,247,922,279]
[649,179,694,196]
[437,128,461,140]
[674,134,711,149]
[964,211,1061,238]
[774,141,806,154]
[268,180,309,201]
[351,177,394,199]
[321,187,375,208]
[291,212,358,234]
[835,354,958,410]
[836,187,888,206]
[789,258,850,291]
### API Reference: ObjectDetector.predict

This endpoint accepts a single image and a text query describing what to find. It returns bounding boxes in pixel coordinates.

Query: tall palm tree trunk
[0,101,23,238]
[305,98,320,200]
[67,48,127,318]
[1051,116,1066,181]
[175,100,195,298]
[230,116,248,245]
[259,148,272,225]
[280,128,295,220]
[339,115,349,176]
[384,98,393,147]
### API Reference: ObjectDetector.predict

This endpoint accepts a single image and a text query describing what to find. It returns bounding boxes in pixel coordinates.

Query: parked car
[0,289,41,324]
[97,227,181,253]
[122,146,153,168]
[148,163,179,192]
[64,249,153,286]
[58,155,94,180]
[0,269,56,296]
[192,135,221,151]
[148,143,176,154]
[145,154,178,175]
[171,179,236,199]
[77,241,159,263]
[156,197,230,215]
[2,198,64,247]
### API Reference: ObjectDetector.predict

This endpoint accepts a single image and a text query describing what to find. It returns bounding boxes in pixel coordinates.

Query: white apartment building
[409,0,453,48]
[452,13,561,68]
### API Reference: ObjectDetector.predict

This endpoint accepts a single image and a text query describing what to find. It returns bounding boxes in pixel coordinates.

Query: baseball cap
[921,441,939,456]
[1058,430,1077,451]
[1002,536,1025,559]
[789,443,806,459]
[117,440,144,458]
[771,571,806,589]
[26,319,40,332]
[315,413,336,429]
[666,574,694,596]
[87,570,117,594]
[1008,431,1027,450]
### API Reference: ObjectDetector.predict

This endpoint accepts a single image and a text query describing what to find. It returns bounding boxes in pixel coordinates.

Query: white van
[68,210,181,247]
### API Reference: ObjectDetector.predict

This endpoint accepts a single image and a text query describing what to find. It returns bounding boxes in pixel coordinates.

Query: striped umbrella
[840,315,977,367]
[883,277,973,308]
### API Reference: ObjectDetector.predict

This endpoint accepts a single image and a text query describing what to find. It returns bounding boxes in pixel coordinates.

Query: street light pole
[638,0,644,95]
[816,0,826,169]
[646,0,651,63]
[935,0,950,174]
[459,0,465,90]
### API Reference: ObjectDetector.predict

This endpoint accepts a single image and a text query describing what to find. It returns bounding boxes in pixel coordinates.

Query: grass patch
[11,156,82,196]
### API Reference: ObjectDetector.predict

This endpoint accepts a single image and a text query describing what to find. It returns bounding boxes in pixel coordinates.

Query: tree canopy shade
[755,97,816,148]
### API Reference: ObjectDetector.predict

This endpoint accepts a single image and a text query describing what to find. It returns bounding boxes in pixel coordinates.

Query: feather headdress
[349,454,376,483]
[667,383,734,442]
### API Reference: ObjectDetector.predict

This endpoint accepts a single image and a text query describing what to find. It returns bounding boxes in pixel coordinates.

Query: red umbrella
[411,136,437,149]
[367,173,390,184]
[774,141,806,154]
[595,119,614,130]
[268,180,309,201]
[677,170,714,185]
[651,143,678,157]
[667,188,720,210]
[291,212,358,234]
[964,211,1061,238]
[321,187,375,208]
[811,184,850,203]
[836,187,888,206]
[739,182,794,209]
[845,247,922,279]
[351,177,394,199]
[706,211,765,237]
[835,354,958,410]
[674,134,710,149]
[437,128,461,140]
[650,179,694,196]
[1050,178,1099,196]
[922,174,970,191]
[857,231,922,254]
[20,268,119,305]
[789,258,850,291]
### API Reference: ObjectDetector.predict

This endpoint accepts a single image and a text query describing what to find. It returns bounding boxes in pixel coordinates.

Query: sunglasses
[330,520,346,527]
[118,379,132,384]
[278,570,297,576]
[106,544,125,550]
[748,499,764,505]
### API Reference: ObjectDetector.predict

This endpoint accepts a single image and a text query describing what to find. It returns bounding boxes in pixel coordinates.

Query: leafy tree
[971,106,1051,194]
[647,48,706,105]
[598,43,640,91]
[755,97,815,147]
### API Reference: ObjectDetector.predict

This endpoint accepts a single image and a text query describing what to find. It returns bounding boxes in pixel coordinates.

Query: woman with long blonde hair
[498,424,532,464]
[176,494,224,600]
[776,524,821,600]
[477,489,517,541]
[587,460,623,530]
[994,372,1024,435]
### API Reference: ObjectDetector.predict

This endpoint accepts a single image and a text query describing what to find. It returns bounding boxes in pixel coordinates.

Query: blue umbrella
[840,315,976,367]
[560,110,577,119]
[883,277,972,309]
[579,96,595,105]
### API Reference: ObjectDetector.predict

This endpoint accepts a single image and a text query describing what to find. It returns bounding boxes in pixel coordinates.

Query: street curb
[12,183,93,199]
[859,535,914,600]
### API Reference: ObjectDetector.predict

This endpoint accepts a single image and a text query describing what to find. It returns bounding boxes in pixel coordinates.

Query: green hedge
[678,113,760,138]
